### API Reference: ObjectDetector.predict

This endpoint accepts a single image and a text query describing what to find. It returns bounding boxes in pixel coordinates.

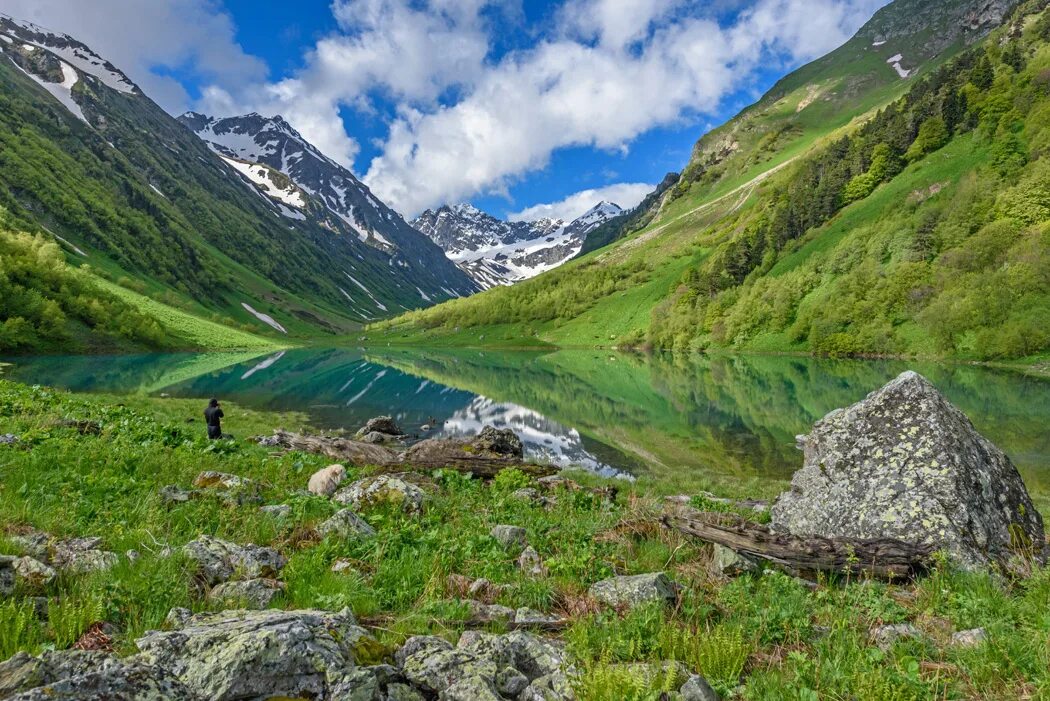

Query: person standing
[204,398,224,440]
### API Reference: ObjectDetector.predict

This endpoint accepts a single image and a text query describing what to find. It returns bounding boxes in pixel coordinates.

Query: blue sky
[9,0,887,221]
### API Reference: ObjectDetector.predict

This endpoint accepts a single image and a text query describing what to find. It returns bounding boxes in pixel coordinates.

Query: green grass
[0,378,1047,698]
[94,279,282,352]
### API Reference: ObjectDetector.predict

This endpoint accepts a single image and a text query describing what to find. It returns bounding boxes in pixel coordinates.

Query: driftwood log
[663,508,935,580]
[256,430,558,479]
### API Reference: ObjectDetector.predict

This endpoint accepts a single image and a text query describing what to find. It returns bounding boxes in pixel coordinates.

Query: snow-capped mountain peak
[413,200,626,289]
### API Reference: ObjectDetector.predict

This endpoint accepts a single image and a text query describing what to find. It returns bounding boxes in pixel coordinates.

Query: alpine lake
[3,347,1048,511]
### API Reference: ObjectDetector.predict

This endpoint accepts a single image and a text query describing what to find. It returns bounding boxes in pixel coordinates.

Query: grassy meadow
[1,379,1048,699]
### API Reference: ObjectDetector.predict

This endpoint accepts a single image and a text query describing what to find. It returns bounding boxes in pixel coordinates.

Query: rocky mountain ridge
[413,201,623,289]
[0,15,476,338]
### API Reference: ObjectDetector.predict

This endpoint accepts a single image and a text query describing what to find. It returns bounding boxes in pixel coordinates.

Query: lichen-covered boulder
[770,371,1046,571]
[519,670,576,701]
[710,543,760,577]
[399,645,497,695]
[0,650,196,700]
[318,508,377,540]
[589,572,677,609]
[333,475,426,515]
[457,631,566,682]
[135,608,373,700]
[190,471,260,505]
[182,535,286,585]
[207,578,284,609]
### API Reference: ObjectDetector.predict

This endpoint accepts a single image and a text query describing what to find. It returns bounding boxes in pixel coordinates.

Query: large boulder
[770,371,1046,571]
[403,426,524,463]
[135,608,375,700]
[0,650,197,700]
[207,578,284,609]
[182,535,286,585]
[333,475,427,515]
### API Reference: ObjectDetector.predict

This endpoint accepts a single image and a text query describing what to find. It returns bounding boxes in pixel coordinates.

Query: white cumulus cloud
[509,183,655,222]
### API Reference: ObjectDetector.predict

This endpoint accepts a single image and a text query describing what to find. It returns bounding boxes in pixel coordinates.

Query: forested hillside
[374,0,1050,363]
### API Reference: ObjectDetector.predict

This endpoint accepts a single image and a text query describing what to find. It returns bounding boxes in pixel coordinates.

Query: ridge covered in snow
[413,201,624,289]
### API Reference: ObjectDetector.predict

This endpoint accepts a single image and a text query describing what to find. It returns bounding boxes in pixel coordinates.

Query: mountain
[374,0,1050,363]
[412,201,623,288]
[0,14,475,352]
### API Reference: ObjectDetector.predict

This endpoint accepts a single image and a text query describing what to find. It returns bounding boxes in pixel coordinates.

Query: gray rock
[125,549,141,563]
[0,556,14,596]
[207,578,284,609]
[464,600,516,623]
[496,666,530,697]
[872,623,923,650]
[164,607,192,629]
[951,627,987,648]
[182,535,286,585]
[710,544,761,577]
[12,556,57,589]
[318,508,377,540]
[517,547,547,577]
[334,475,427,515]
[467,577,507,600]
[52,548,118,575]
[514,608,563,626]
[192,471,260,505]
[400,647,497,695]
[490,525,528,550]
[360,431,394,444]
[387,682,427,701]
[589,572,677,609]
[519,671,576,701]
[510,488,542,503]
[770,371,1045,571]
[457,631,566,681]
[7,532,49,560]
[0,649,196,700]
[136,608,373,700]
[259,504,291,518]
[472,426,524,458]
[356,416,404,438]
[395,636,453,669]
[0,433,19,445]
[332,558,357,574]
[159,485,197,505]
[680,674,721,701]
[441,675,503,701]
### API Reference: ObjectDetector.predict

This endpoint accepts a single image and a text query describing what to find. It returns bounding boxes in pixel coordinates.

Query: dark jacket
[204,405,224,439]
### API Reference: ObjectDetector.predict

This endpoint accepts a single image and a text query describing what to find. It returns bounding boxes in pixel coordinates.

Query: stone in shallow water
[770,371,1045,571]
[589,572,677,609]
[356,415,404,437]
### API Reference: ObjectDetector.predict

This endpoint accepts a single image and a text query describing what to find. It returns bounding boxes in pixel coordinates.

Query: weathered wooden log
[663,508,935,580]
[254,430,557,479]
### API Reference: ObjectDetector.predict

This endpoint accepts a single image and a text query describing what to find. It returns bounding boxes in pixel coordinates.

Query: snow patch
[872,40,886,46]
[14,59,86,123]
[241,302,287,334]
[220,156,305,208]
[886,54,911,79]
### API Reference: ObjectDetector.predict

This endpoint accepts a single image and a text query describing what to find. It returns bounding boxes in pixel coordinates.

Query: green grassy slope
[372,1,1050,363]
[2,379,1049,699]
